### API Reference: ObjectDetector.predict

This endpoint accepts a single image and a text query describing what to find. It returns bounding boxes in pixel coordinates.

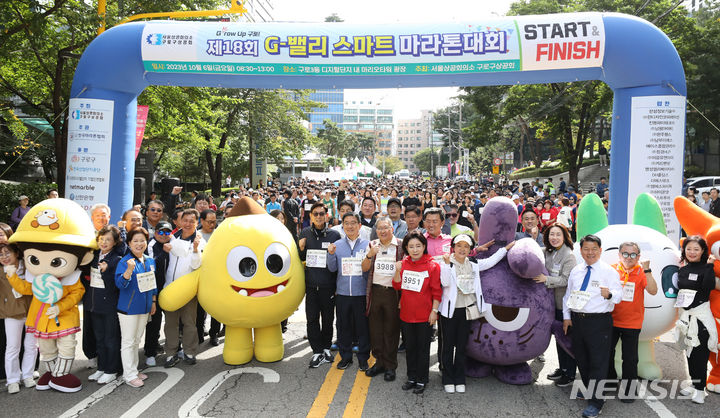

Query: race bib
[401,270,427,292]
[136,271,157,293]
[675,289,697,308]
[90,267,105,289]
[442,243,451,254]
[456,276,475,295]
[374,258,396,275]
[622,281,635,302]
[542,212,550,220]
[321,242,331,249]
[341,257,362,276]
[567,290,591,310]
[306,249,327,268]
[462,211,469,218]
[304,203,312,211]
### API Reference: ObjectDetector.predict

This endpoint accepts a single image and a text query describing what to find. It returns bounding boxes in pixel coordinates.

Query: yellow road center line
[342,356,376,418]
[307,353,345,418]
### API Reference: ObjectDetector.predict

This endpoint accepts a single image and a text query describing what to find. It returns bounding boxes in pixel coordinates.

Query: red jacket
[393,254,442,323]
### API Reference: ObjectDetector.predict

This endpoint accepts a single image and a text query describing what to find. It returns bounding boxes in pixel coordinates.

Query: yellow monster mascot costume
[674,196,720,393]
[160,197,305,365]
[6,198,96,392]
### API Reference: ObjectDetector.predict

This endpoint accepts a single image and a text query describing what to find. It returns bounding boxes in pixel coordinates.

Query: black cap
[387,197,402,208]
[156,221,173,231]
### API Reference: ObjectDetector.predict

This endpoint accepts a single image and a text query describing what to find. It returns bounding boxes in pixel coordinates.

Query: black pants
[93,311,121,374]
[209,317,222,338]
[305,286,335,354]
[403,321,432,384]
[440,309,470,385]
[196,304,207,342]
[571,312,613,408]
[608,326,640,393]
[555,309,576,378]
[688,321,710,390]
[336,295,370,362]
[83,308,97,360]
[144,309,164,358]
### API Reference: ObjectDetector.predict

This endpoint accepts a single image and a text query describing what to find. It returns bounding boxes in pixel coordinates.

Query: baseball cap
[387,197,402,208]
[18,195,28,201]
[156,221,173,231]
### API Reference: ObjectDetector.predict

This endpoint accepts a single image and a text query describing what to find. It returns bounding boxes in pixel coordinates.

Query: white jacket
[165,233,205,287]
[439,248,507,318]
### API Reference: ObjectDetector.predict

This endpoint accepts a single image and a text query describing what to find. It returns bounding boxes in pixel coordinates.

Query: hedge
[0,182,58,226]
[509,157,601,180]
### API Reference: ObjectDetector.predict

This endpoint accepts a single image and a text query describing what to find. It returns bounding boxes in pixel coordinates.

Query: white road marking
[59,379,123,418]
[643,396,677,418]
[196,344,224,360]
[120,367,185,418]
[282,346,312,362]
[177,367,280,418]
[58,367,184,418]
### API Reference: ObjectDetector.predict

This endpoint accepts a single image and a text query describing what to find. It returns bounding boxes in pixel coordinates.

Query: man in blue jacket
[327,212,371,371]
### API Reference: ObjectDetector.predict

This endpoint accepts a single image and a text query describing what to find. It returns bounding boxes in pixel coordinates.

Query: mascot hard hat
[9,198,98,249]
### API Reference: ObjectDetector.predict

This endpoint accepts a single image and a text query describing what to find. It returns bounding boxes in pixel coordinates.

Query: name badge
[322,242,331,249]
[136,271,157,293]
[542,212,550,220]
[567,290,591,310]
[622,281,635,302]
[456,273,475,295]
[462,211,469,218]
[551,263,562,275]
[341,257,362,276]
[374,258,395,275]
[442,243,451,254]
[675,289,697,308]
[688,273,698,281]
[90,267,105,289]
[306,249,327,268]
[304,203,312,211]
[402,270,428,292]
[590,280,600,288]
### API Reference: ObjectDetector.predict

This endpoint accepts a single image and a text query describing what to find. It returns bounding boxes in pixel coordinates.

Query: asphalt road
[2,305,718,418]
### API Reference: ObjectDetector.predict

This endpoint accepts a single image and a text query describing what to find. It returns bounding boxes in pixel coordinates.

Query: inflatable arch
[69,12,686,234]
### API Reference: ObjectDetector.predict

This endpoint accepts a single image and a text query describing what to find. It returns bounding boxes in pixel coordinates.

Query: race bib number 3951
[401,270,428,292]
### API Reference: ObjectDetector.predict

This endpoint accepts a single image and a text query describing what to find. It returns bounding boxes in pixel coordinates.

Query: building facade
[343,100,394,158]
[307,89,345,134]
[396,110,434,172]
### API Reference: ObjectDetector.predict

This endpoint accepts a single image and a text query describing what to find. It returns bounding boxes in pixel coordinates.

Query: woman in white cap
[438,234,515,393]
[9,196,30,230]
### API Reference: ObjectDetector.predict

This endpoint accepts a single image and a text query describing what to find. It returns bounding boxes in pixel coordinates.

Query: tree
[375,155,403,175]
[413,148,448,173]
[346,132,376,160]
[325,14,344,22]
[316,120,348,157]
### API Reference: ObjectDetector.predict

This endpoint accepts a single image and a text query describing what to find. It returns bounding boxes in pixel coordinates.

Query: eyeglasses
[311,212,326,217]
[157,230,172,236]
[343,221,359,226]
[448,213,459,218]
[148,208,163,212]
[621,252,638,259]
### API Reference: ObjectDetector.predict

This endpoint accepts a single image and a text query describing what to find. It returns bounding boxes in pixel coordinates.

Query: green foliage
[375,156,404,174]
[0,181,57,223]
[413,148,449,173]
[509,157,600,180]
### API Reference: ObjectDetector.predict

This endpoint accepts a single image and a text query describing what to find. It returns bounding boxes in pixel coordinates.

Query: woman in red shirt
[392,230,442,394]
[539,200,558,228]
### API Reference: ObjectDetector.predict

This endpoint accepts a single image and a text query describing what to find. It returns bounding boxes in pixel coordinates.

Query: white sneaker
[444,384,455,393]
[680,386,694,397]
[88,370,104,381]
[146,356,156,367]
[22,378,35,388]
[7,382,20,394]
[87,358,98,368]
[455,384,466,393]
[97,373,117,384]
[692,388,706,404]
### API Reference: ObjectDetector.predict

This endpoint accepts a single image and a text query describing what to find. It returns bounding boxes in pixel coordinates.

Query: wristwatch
[431,308,439,313]
[366,254,372,260]
[605,292,613,300]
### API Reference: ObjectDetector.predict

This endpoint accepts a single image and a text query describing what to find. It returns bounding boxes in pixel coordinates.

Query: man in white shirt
[562,234,622,418]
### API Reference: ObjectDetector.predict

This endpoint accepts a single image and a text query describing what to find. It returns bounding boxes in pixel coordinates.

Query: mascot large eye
[226,246,257,282]
[28,255,40,265]
[711,241,720,260]
[264,243,290,277]
[483,304,530,332]
[661,265,679,298]
[50,257,67,268]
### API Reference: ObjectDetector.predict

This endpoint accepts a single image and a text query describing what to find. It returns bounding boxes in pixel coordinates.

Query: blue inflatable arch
[70,12,686,235]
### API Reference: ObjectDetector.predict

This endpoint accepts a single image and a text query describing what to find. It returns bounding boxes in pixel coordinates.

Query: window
[359,116,375,122]
[344,109,358,114]
[377,109,393,115]
[360,109,375,115]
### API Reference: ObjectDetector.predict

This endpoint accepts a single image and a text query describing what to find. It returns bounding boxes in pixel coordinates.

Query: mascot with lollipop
[4,198,96,393]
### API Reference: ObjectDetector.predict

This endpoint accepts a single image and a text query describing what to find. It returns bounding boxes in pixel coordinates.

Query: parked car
[687,176,720,194]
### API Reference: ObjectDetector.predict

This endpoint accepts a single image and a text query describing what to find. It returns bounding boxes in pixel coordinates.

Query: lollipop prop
[32,273,64,327]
